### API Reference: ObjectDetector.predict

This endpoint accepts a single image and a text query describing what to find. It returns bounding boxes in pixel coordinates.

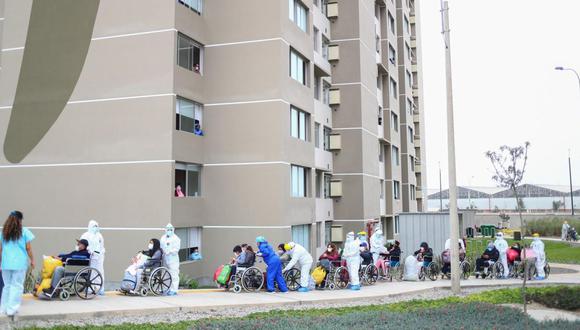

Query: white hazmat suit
[444,238,465,251]
[370,229,387,264]
[282,242,313,291]
[530,235,546,279]
[80,220,105,294]
[161,224,181,294]
[562,221,570,240]
[494,232,509,278]
[343,232,361,288]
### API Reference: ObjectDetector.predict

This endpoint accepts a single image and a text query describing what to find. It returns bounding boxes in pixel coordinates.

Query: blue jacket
[58,249,90,262]
[258,242,280,266]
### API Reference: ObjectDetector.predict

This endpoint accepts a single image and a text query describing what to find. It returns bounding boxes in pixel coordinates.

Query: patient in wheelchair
[42,238,91,297]
[120,239,163,293]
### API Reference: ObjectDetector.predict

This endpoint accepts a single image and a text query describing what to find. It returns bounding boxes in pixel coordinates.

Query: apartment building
[0,0,426,283]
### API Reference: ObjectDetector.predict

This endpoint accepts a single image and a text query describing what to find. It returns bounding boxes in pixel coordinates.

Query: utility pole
[441,0,460,295]
[439,162,443,211]
[569,150,575,215]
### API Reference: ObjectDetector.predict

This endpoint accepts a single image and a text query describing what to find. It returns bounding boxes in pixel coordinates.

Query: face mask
[327,248,332,252]
[487,245,493,250]
[148,243,154,250]
[359,248,365,252]
[166,230,174,237]
[75,246,80,251]
[278,250,284,255]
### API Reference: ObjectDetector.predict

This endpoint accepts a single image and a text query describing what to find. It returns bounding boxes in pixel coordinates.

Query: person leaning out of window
[0,211,35,320]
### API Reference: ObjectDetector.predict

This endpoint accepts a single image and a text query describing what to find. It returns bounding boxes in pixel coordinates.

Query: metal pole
[569,151,575,215]
[440,0,460,294]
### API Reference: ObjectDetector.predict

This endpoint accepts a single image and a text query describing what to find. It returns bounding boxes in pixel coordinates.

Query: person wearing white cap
[80,220,106,294]
[160,223,181,295]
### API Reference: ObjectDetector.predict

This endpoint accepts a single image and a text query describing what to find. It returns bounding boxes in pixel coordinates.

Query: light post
[555,67,579,215]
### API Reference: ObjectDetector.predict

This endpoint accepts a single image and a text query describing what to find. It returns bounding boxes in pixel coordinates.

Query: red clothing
[319,250,340,261]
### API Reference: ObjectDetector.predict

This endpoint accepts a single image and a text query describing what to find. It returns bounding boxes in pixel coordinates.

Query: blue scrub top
[0,227,35,270]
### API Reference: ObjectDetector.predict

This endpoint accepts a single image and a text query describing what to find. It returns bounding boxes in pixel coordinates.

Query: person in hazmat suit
[494,232,509,278]
[342,232,361,290]
[282,242,313,292]
[256,236,288,293]
[530,233,546,280]
[160,223,180,295]
[562,221,570,241]
[80,220,106,294]
[370,229,387,264]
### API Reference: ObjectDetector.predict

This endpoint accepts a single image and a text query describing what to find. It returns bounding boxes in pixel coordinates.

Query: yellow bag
[36,278,52,296]
[311,266,327,284]
[41,256,63,279]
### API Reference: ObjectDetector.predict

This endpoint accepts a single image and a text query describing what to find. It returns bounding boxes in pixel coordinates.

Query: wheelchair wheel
[544,262,550,279]
[233,284,242,293]
[428,263,440,281]
[333,266,349,289]
[364,264,379,285]
[418,267,426,281]
[149,267,172,296]
[59,290,70,301]
[393,263,404,282]
[284,268,301,291]
[461,261,471,280]
[241,267,264,292]
[328,282,336,290]
[492,263,504,279]
[74,267,103,300]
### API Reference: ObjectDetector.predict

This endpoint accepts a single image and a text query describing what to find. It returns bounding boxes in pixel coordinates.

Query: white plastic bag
[403,255,419,281]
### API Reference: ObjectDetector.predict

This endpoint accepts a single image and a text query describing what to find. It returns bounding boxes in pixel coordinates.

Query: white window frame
[178,0,202,14]
[392,146,400,167]
[289,0,308,32]
[393,181,401,200]
[290,49,308,85]
[291,106,310,141]
[176,97,203,134]
[291,165,309,197]
[391,111,399,133]
[389,78,397,100]
[394,216,400,234]
[177,33,203,73]
[314,123,321,148]
[176,227,202,262]
[175,163,202,197]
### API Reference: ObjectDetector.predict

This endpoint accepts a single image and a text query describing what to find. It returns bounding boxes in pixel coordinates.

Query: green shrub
[525,217,580,237]
[529,285,580,311]
[178,274,199,289]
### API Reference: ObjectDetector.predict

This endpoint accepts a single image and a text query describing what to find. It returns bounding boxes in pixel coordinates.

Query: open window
[175,163,201,197]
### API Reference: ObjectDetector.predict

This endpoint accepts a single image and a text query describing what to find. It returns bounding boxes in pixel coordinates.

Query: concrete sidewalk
[6,263,580,325]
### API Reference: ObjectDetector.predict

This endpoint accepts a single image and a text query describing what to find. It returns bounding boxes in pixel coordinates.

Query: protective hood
[88,220,99,234]
[346,232,355,242]
[165,223,175,237]
[374,229,383,236]
[496,232,503,239]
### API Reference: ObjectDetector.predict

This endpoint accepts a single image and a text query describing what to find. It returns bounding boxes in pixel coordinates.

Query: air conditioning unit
[327,2,338,18]
[330,180,343,197]
[331,225,344,242]
[329,89,341,105]
[328,45,339,61]
[329,134,341,150]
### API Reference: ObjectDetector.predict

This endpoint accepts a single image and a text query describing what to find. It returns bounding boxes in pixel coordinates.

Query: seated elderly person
[43,239,91,296]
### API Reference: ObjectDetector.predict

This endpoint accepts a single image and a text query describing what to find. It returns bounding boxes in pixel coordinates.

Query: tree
[485,142,530,313]
[552,200,562,212]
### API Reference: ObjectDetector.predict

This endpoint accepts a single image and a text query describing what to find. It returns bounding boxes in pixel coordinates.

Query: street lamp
[555,66,579,216]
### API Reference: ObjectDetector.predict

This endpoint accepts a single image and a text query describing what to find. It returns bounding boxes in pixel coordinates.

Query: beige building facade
[0,0,426,284]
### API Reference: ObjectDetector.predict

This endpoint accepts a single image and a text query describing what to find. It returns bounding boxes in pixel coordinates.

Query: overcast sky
[419,0,580,191]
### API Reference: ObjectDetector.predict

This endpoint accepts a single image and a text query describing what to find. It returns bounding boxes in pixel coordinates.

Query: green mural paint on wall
[3,0,100,163]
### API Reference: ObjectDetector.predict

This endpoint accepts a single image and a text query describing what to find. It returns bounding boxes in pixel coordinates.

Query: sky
[419,0,580,191]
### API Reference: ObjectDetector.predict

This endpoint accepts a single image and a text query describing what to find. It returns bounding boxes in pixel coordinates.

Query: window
[407,98,413,115]
[290,49,308,85]
[314,123,320,148]
[406,43,411,61]
[316,222,322,247]
[380,179,385,198]
[391,111,399,132]
[388,12,395,34]
[291,165,309,197]
[289,0,308,32]
[321,37,330,60]
[315,171,322,198]
[410,184,416,200]
[388,44,396,64]
[292,224,310,251]
[410,156,415,172]
[176,97,203,135]
[314,76,320,100]
[291,106,310,141]
[175,163,201,197]
[378,106,383,125]
[409,127,414,143]
[379,143,384,162]
[175,227,202,261]
[389,78,397,100]
[178,0,202,14]
[323,126,331,151]
[406,70,412,88]
[324,174,331,198]
[404,16,410,35]
[394,216,400,234]
[322,81,331,105]
[177,33,203,73]
[313,27,319,52]
[392,146,400,167]
[325,221,332,245]
[375,34,380,53]
[393,181,400,200]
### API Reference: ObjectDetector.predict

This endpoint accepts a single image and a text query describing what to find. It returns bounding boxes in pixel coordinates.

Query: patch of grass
[22,286,580,330]
[466,237,580,264]
[525,218,580,237]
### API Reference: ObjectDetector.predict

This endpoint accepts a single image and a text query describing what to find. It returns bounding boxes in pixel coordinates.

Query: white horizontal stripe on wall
[26,227,164,231]
[333,172,383,180]
[206,37,290,48]
[0,93,175,110]
[205,99,290,107]
[203,225,291,229]
[331,219,371,223]
[0,160,175,169]
[332,127,378,138]
[204,161,290,167]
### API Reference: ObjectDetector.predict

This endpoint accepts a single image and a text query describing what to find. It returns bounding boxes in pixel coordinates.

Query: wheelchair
[120,262,172,297]
[317,260,349,290]
[377,254,403,282]
[228,266,264,293]
[283,267,301,291]
[510,259,550,280]
[43,258,103,301]
[474,260,503,279]
[359,260,379,285]
[417,254,440,281]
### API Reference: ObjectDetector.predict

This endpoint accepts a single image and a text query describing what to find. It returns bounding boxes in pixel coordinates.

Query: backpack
[217,264,232,285]
[213,265,224,282]
[311,266,327,284]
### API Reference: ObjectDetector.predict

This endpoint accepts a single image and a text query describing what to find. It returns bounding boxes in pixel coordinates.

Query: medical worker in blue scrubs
[256,236,288,293]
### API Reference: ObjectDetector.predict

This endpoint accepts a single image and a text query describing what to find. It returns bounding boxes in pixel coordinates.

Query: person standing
[562,221,570,241]
[0,211,34,319]
[531,233,546,280]
[282,242,313,292]
[80,220,105,295]
[256,236,287,293]
[370,229,387,264]
[343,232,361,290]
[160,224,180,295]
[494,232,509,278]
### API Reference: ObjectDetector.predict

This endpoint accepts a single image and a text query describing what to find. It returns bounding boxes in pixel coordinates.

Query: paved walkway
[6,263,580,324]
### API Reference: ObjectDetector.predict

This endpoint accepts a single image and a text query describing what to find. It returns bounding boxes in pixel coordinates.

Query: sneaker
[42,287,55,295]
[534,276,545,281]
[166,291,177,296]
[350,284,361,291]
[297,287,309,293]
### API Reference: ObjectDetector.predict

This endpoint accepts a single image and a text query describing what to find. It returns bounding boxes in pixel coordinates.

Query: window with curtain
[292,224,311,251]
[291,165,308,197]
[176,97,203,135]
[290,49,308,85]
[176,227,202,261]
[290,106,309,141]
